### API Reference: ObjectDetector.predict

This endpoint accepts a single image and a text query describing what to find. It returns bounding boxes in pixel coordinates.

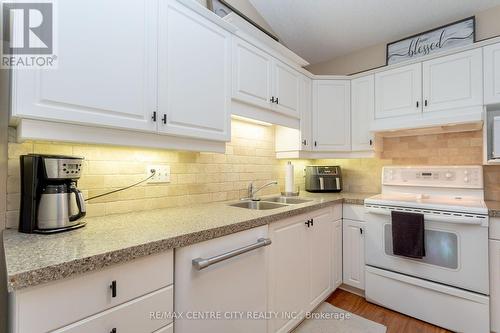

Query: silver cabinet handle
[192,238,272,270]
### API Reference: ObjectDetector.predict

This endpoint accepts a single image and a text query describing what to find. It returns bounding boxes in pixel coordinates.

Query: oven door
[365,204,489,294]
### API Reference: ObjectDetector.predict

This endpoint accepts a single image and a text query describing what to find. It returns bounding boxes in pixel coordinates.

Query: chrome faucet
[241,181,278,201]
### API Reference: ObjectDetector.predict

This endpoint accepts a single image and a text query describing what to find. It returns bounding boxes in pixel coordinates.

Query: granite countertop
[3,192,374,292]
[486,201,500,217]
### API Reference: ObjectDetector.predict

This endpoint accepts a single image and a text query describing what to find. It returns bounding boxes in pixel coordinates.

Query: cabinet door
[375,63,422,119]
[300,76,313,150]
[491,240,500,333]
[343,219,365,290]
[274,61,301,118]
[484,43,500,105]
[158,0,231,141]
[232,37,273,110]
[274,75,311,153]
[312,80,351,151]
[308,210,333,309]
[422,48,483,113]
[11,0,158,133]
[332,219,343,289]
[268,215,309,333]
[351,75,374,151]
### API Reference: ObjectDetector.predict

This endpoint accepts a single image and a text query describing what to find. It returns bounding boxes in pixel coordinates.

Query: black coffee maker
[19,154,86,234]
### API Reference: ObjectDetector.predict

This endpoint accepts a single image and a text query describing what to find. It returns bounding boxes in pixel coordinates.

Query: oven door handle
[365,206,487,226]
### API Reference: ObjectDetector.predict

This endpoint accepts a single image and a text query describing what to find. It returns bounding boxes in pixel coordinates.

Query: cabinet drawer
[343,204,365,222]
[54,286,173,333]
[13,251,173,333]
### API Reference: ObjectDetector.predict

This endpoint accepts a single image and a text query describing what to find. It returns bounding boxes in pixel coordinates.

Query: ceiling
[248,0,500,64]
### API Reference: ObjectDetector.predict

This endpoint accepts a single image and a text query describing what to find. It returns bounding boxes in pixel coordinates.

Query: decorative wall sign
[386,17,475,65]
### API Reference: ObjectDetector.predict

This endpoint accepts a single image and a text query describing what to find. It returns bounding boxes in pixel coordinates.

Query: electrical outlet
[146,165,171,183]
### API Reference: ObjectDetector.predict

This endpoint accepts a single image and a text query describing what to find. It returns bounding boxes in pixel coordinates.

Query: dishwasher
[174,225,270,333]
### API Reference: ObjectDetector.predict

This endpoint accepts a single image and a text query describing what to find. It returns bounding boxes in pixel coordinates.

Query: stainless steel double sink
[229,197,312,210]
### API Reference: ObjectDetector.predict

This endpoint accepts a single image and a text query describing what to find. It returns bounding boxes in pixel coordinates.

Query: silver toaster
[305,166,342,192]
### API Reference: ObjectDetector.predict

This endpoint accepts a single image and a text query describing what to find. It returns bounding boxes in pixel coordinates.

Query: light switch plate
[146,165,171,183]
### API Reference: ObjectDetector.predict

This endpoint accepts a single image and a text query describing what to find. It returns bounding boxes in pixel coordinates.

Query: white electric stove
[364,166,490,333]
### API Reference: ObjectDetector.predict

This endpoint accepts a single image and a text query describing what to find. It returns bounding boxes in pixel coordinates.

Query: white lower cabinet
[268,205,342,333]
[342,219,366,290]
[308,209,334,309]
[8,251,174,333]
[332,219,343,289]
[491,239,500,333]
[342,204,366,291]
[53,287,173,333]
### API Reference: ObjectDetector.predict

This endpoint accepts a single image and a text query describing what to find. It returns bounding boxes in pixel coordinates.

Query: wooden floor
[326,289,451,333]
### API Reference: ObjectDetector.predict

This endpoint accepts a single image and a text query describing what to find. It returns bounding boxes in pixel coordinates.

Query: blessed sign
[387,17,475,65]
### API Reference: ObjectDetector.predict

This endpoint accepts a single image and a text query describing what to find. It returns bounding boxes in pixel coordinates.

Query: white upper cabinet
[274,62,301,117]
[313,80,351,151]
[232,38,273,110]
[422,48,483,113]
[300,76,313,150]
[375,63,422,119]
[351,75,374,151]
[484,42,500,105]
[158,0,231,141]
[231,37,301,120]
[274,75,312,154]
[11,0,159,133]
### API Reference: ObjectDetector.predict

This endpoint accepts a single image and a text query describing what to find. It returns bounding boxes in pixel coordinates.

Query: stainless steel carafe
[37,182,86,230]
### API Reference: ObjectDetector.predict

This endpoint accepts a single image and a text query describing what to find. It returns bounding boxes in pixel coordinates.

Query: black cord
[85,170,156,202]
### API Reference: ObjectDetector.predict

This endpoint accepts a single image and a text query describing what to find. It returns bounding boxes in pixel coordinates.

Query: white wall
[307,4,500,75]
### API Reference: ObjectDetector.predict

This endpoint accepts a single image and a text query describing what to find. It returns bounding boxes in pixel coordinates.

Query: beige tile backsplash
[5,120,312,228]
[5,123,500,229]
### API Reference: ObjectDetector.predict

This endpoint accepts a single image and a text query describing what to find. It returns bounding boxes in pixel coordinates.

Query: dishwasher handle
[192,238,272,270]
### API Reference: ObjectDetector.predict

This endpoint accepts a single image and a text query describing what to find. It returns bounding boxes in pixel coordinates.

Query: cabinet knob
[314,141,317,147]
[110,329,117,333]
[424,99,428,107]
[310,218,314,227]
[305,219,311,227]
[416,101,419,108]
[162,114,167,125]
[152,111,157,122]
[359,228,363,235]
[110,280,117,298]
[275,97,279,104]
[302,139,307,146]
[369,139,373,146]
[270,96,276,103]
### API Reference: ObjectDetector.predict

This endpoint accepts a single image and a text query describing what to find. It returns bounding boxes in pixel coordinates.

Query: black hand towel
[391,211,425,259]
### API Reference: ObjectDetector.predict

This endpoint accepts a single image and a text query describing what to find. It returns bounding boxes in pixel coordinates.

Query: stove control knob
[445,172,453,179]
[464,176,470,183]
[464,170,469,175]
